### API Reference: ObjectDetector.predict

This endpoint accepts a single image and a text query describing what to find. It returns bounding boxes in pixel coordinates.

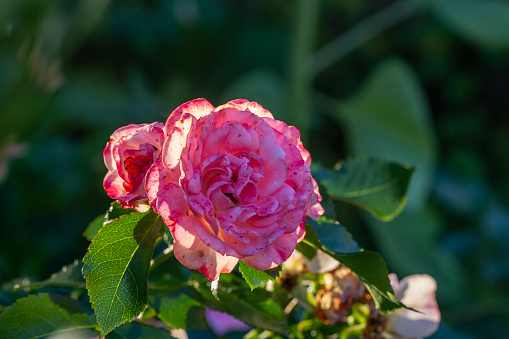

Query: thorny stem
[307,0,423,77]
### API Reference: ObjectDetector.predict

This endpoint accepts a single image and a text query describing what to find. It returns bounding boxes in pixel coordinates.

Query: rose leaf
[239,260,272,290]
[315,157,415,222]
[83,202,135,241]
[82,210,164,336]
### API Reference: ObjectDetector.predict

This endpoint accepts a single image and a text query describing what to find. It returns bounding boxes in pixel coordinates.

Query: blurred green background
[1,0,508,337]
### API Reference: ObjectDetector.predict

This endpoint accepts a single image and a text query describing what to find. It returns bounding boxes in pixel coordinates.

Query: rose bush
[145,98,324,280]
[103,122,165,212]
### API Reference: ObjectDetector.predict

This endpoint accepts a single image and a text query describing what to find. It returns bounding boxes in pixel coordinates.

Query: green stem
[148,245,174,273]
[288,0,321,144]
[307,0,422,77]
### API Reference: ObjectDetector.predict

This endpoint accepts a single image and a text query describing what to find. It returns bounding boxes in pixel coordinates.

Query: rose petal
[173,241,238,281]
[215,99,274,119]
[164,98,215,135]
[257,137,287,197]
[242,224,305,270]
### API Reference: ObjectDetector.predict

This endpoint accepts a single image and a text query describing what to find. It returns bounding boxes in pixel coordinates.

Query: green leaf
[301,223,404,312]
[307,218,361,253]
[195,281,286,334]
[156,294,205,330]
[428,0,509,48]
[239,261,272,290]
[82,210,164,336]
[30,260,85,290]
[316,157,415,221]
[0,293,97,339]
[333,59,436,210]
[106,321,175,339]
[83,202,135,241]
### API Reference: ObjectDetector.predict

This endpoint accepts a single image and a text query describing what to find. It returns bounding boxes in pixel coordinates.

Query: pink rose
[385,274,441,339]
[146,98,324,280]
[103,122,165,212]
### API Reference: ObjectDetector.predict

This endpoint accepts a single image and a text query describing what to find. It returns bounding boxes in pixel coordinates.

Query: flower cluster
[103,98,324,280]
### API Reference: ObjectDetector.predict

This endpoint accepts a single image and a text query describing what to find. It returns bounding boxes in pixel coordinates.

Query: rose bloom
[146,98,324,280]
[103,122,165,212]
[383,274,441,339]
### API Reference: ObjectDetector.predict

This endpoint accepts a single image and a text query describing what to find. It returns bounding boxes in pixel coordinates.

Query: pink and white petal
[111,123,148,142]
[282,209,305,234]
[189,216,239,257]
[145,159,177,209]
[241,225,303,270]
[215,99,274,119]
[173,241,238,281]
[103,142,117,171]
[103,170,127,200]
[152,182,190,227]
[257,137,287,197]
[164,98,215,135]
[223,122,255,153]
[220,224,286,257]
[162,114,195,170]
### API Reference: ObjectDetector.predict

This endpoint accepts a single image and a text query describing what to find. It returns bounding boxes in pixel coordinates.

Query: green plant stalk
[288,0,321,144]
[148,244,174,273]
[307,0,423,77]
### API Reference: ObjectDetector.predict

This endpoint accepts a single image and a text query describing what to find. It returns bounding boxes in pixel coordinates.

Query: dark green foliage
[0,293,96,339]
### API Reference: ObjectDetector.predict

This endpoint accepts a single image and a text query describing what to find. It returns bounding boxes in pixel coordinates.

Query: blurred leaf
[428,0,509,48]
[366,209,467,305]
[307,218,361,253]
[157,294,206,330]
[316,157,415,221]
[238,261,272,290]
[0,293,96,339]
[333,59,436,210]
[107,321,175,339]
[83,202,135,240]
[30,260,85,290]
[301,223,404,312]
[82,210,164,336]
[195,282,286,334]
